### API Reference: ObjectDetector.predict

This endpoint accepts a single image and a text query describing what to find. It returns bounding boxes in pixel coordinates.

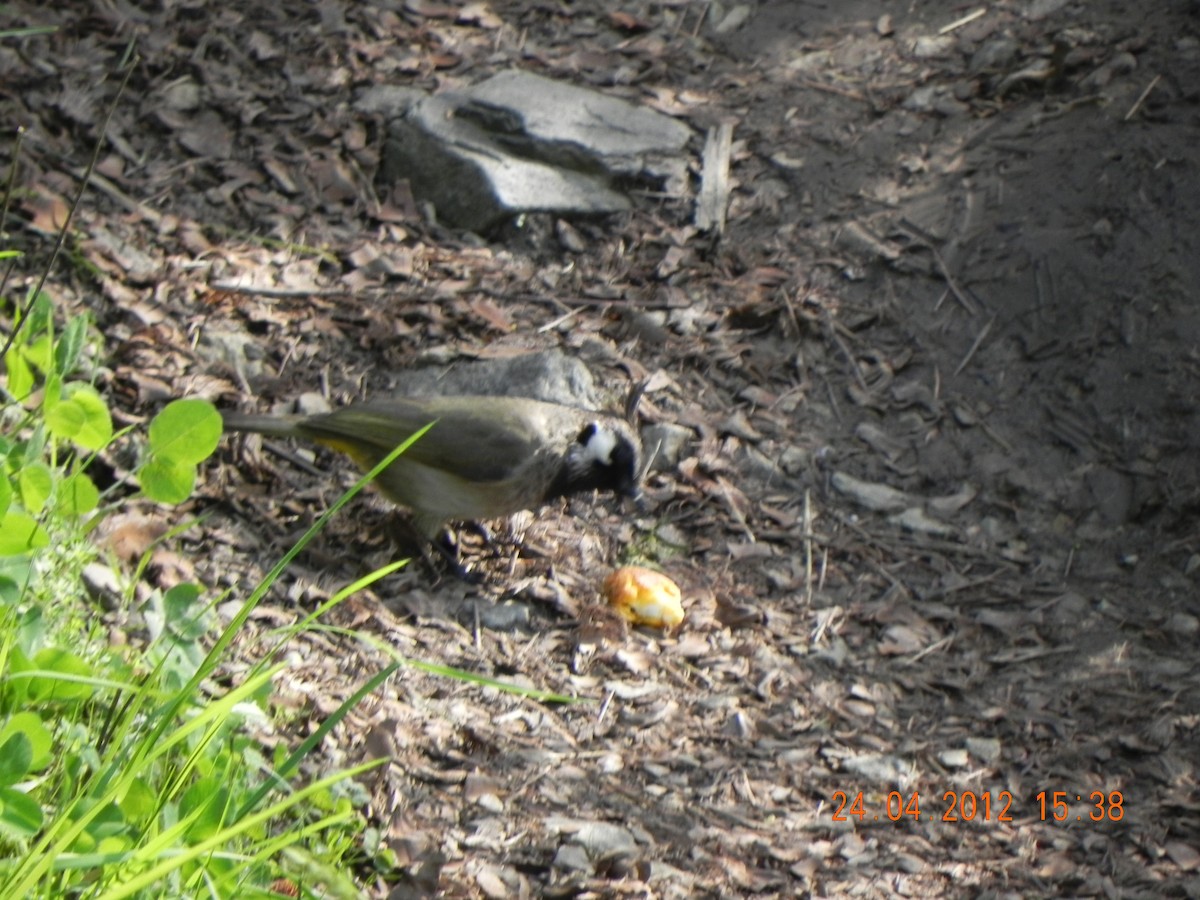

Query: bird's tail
[221,412,306,439]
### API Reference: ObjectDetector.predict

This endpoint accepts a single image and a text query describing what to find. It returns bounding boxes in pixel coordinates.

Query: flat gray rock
[386,349,607,410]
[380,71,692,233]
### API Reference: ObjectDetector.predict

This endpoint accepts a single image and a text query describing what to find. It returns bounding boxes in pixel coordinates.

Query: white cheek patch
[582,424,619,466]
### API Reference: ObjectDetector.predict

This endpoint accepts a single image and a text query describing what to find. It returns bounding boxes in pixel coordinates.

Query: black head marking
[547,421,642,501]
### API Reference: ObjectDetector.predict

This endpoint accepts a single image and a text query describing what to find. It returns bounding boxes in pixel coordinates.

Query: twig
[1124,74,1161,121]
[933,246,979,313]
[898,219,979,315]
[535,308,581,333]
[596,688,614,725]
[803,489,814,607]
[0,126,25,301]
[939,7,986,35]
[695,121,734,234]
[953,315,995,377]
[904,634,954,665]
[1,42,138,360]
[822,310,870,395]
[797,78,869,103]
[717,474,755,543]
[209,282,346,299]
[70,166,163,226]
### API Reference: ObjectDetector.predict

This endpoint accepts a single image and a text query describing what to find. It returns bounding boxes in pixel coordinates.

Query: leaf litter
[4,0,1200,896]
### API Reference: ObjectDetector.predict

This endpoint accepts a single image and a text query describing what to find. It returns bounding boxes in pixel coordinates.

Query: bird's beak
[624,486,648,514]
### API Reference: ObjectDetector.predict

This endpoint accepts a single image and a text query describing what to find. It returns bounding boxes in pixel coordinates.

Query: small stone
[938,748,970,768]
[552,843,592,873]
[966,737,1002,763]
[82,562,123,611]
[573,821,638,862]
[1167,612,1200,637]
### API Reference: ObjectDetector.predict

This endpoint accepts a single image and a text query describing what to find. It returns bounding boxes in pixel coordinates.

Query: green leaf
[0,473,11,522]
[57,471,100,516]
[45,383,113,450]
[0,575,19,605]
[0,732,33,785]
[0,786,43,840]
[55,313,89,376]
[0,712,53,772]
[163,581,203,616]
[9,609,43,661]
[42,371,63,409]
[163,582,207,640]
[140,456,196,505]
[65,383,113,449]
[43,391,82,433]
[0,510,50,555]
[119,777,157,826]
[148,399,222,465]
[181,777,231,844]
[20,333,53,375]
[15,422,48,470]
[84,800,128,841]
[4,347,34,399]
[17,461,54,514]
[26,647,94,702]
[20,289,53,337]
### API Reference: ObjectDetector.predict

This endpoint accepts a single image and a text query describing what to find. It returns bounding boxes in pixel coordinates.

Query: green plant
[0,50,395,895]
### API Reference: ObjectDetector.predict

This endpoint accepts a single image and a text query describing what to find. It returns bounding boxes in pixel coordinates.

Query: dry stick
[939,7,987,35]
[209,282,346,299]
[953,315,996,377]
[1124,74,1162,121]
[918,570,1002,602]
[535,307,581,333]
[1,45,138,361]
[898,219,978,315]
[823,310,871,395]
[70,167,163,226]
[980,419,1014,453]
[803,488,814,607]
[695,121,734,234]
[718,474,755,543]
[929,246,978,315]
[596,689,614,725]
[0,127,26,303]
[905,634,955,665]
[798,79,870,103]
[1033,255,1046,322]
[779,286,803,337]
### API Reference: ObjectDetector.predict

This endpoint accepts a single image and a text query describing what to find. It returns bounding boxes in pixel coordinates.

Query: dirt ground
[5,0,1200,896]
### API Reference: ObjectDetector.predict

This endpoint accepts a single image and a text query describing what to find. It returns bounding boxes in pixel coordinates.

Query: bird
[222,393,643,562]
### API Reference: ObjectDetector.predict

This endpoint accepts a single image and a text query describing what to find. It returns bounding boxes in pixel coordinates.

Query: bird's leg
[385,514,481,583]
[461,520,494,546]
[430,526,486,583]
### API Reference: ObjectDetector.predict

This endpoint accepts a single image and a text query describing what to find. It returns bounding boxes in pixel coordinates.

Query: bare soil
[5,0,1200,896]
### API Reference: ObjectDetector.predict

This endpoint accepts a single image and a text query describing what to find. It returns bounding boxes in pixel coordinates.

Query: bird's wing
[297,398,548,484]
